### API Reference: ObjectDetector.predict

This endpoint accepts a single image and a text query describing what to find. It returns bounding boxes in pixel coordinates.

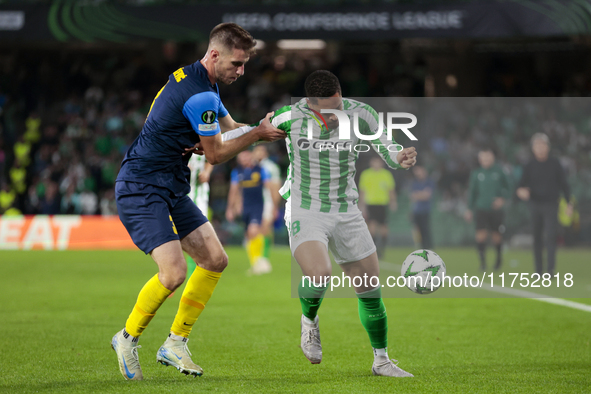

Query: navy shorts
[116,181,208,254]
[242,204,263,229]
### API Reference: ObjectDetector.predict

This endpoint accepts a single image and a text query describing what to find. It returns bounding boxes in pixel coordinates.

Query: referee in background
[359,156,397,259]
[464,148,511,271]
[516,133,572,276]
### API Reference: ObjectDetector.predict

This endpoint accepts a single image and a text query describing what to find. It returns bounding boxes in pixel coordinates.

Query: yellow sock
[170,265,222,337]
[125,274,172,338]
[246,234,264,266]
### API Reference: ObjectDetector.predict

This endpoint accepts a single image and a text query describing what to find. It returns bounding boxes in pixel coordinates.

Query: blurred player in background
[252,145,282,264]
[111,23,284,381]
[410,165,434,250]
[221,70,418,377]
[226,150,275,274]
[464,148,511,271]
[359,156,397,259]
[516,133,572,276]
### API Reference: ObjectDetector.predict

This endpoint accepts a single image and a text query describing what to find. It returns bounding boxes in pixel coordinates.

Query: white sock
[302,315,315,325]
[373,348,388,358]
[168,332,187,342]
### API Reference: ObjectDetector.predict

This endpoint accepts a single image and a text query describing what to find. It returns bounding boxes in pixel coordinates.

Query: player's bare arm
[188,113,284,164]
[225,182,240,222]
[198,162,214,184]
[219,113,246,132]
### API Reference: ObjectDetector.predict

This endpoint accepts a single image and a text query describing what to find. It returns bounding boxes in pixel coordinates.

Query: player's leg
[112,182,186,380]
[544,202,559,276]
[333,210,412,377]
[377,206,389,259]
[246,222,268,274]
[474,210,488,271]
[491,231,502,270]
[287,202,332,364]
[261,191,275,262]
[294,240,332,364]
[186,183,210,281]
[157,196,224,376]
[491,210,504,270]
[530,203,544,275]
[246,205,270,275]
[366,206,378,250]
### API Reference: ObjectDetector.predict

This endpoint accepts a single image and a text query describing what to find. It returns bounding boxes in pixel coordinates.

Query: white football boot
[157,336,203,377]
[252,257,272,275]
[111,329,143,381]
[372,356,414,377]
[300,315,322,364]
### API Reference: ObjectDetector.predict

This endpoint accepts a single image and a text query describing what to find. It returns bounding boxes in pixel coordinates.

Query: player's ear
[210,49,220,63]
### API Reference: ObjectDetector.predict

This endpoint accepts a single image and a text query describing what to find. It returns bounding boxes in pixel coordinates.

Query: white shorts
[284,199,376,264]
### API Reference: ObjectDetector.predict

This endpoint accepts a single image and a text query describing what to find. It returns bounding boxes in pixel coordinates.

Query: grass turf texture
[1,247,590,393]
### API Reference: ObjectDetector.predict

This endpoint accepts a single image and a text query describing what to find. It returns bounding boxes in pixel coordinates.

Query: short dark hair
[479,147,495,155]
[209,23,256,54]
[305,70,342,103]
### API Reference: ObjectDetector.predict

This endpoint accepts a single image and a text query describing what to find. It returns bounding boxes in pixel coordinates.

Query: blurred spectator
[0,181,16,214]
[100,189,117,216]
[80,187,99,215]
[39,181,61,215]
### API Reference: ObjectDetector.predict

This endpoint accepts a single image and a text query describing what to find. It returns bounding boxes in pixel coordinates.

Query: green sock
[298,280,327,320]
[186,255,197,279]
[357,287,388,349]
[263,236,271,259]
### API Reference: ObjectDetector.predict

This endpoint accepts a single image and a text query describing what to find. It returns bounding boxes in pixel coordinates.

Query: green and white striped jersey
[188,154,209,204]
[273,98,402,214]
[221,98,403,214]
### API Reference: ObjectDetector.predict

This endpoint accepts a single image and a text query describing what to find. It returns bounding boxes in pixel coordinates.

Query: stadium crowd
[0,46,589,243]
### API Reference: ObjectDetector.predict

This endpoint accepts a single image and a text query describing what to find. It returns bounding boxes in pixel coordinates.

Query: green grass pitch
[1,247,590,393]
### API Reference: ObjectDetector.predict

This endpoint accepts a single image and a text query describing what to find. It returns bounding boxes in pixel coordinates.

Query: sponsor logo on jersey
[297,138,311,150]
[199,123,217,131]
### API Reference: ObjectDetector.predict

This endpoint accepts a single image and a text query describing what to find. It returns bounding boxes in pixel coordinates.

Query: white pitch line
[379,260,591,314]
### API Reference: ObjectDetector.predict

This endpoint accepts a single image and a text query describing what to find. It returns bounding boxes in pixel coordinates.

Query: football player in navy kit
[110,23,285,380]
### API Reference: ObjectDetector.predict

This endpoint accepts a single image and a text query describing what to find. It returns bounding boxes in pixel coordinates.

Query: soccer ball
[401,249,446,294]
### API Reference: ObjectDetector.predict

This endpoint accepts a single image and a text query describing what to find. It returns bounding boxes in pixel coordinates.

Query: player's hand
[492,197,504,209]
[225,209,235,222]
[565,203,574,217]
[255,112,286,142]
[464,209,473,222]
[198,171,211,184]
[184,142,204,156]
[516,187,530,201]
[390,201,398,212]
[397,147,417,169]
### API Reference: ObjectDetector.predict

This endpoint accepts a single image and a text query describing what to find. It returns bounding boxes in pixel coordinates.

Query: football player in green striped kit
[222,71,417,377]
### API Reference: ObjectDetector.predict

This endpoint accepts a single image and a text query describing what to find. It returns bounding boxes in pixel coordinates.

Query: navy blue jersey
[231,165,270,208]
[117,61,228,196]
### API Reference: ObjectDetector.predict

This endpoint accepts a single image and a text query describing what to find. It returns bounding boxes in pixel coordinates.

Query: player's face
[238,151,253,167]
[370,157,383,170]
[215,47,249,85]
[532,139,549,161]
[307,93,342,130]
[413,166,427,180]
[478,151,494,168]
[252,146,267,162]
